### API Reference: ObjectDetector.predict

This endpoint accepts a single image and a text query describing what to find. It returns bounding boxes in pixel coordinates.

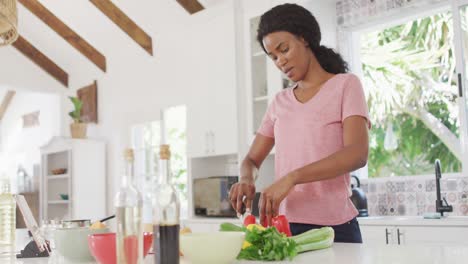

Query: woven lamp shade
[0,0,18,46]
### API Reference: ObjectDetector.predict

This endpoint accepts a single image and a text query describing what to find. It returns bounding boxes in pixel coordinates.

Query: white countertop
[185,215,468,227]
[6,243,468,264]
[357,216,468,226]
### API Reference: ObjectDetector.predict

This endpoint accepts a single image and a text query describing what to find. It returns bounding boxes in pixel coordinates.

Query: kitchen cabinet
[360,223,468,246]
[40,136,105,222]
[186,1,238,158]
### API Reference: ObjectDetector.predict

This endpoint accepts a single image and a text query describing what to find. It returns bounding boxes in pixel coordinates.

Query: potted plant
[68,96,87,139]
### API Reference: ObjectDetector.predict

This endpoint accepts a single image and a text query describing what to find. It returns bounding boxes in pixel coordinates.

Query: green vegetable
[219,223,334,261]
[219,222,245,232]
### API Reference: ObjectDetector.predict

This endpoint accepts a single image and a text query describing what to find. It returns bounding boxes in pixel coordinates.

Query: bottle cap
[159,144,171,160]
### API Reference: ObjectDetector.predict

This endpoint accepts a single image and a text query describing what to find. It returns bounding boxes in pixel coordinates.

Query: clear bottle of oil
[0,178,16,257]
[153,144,180,264]
[115,149,143,264]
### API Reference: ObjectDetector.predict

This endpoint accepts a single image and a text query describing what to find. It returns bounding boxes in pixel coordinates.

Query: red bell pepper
[243,214,256,226]
[271,215,292,237]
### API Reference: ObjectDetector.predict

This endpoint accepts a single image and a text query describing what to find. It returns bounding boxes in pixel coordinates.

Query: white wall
[0,0,339,215]
[0,89,61,192]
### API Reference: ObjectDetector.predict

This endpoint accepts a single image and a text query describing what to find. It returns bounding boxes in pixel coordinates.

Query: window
[131,105,187,218]
[356,10,462,177]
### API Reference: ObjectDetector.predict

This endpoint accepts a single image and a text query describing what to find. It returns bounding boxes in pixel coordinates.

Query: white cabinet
[40,137,105,222]
[360,224,468,246]
[186,1,238,158]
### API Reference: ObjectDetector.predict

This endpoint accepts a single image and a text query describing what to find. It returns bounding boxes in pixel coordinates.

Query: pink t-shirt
[257,73,370,226]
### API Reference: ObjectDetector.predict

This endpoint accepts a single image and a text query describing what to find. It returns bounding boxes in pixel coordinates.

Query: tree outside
[360,11,462,177]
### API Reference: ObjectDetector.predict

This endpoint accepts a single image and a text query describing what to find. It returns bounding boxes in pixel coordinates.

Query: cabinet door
[186,3,238,158]
[360,225,395,245]
[398,226,468,246]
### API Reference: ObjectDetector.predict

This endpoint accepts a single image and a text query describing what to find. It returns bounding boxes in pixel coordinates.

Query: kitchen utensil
[100,214,115,222]
[87,232,153,264]
[350,175,368,217]
[54,227,109,262]
[61,219,91,228]
[180,232,245,264]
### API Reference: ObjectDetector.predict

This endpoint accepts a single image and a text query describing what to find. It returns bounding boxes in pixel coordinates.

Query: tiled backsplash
[360,175,468,216]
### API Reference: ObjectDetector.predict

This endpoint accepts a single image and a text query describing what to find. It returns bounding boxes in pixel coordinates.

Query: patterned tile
[386,181,396,192]
[361,183,368,193]
[388,204,397,216]
[426,179,436,192]
[406,193,416,203]
[395,182,405,192]
[460,204,468,215]
[397,204,406,216]
[447,192,457,204]
[458,192,468,203]
[387,193,396,204]
[405,180,415,192]
[368,194,377,204]
[365,177,468,217]
[417,205,425,215]
[378,205,388,215]
[461,178,468,191]
[378,194,387,204]
[416,192,426,206]
[447,179,458,191]
[397,193,405,203]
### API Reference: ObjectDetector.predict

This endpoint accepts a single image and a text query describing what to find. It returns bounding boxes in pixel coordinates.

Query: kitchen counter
[8,243,468,264]
[357,216,468,226]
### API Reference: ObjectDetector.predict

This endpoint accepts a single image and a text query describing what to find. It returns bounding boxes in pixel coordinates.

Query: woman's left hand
[259,172,296,227]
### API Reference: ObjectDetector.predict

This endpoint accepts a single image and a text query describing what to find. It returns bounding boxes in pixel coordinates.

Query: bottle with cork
[153,144,180,264]
[114,148,143,264]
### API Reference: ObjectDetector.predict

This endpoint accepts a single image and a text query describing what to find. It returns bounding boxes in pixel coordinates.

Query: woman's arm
[229,134,274,214]
[290,115,369,184]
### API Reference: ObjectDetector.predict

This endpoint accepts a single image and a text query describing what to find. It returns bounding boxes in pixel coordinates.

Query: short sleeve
[257,101,275,138]
[342,74,371,129]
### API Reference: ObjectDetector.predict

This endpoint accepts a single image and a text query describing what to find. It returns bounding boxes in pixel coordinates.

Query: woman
[229,3,370,243]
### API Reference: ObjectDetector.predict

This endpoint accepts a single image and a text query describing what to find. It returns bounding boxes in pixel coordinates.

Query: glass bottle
[153,144,180,264]
[0,178,16,257]
[115,149,143,264]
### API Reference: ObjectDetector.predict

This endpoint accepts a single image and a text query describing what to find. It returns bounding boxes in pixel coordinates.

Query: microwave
[193,176,238,217]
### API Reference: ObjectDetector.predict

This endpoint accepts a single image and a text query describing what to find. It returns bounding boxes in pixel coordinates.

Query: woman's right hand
[229,178,256,215]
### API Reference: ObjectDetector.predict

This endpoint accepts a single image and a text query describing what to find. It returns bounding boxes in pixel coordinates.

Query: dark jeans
[290,217,363,243]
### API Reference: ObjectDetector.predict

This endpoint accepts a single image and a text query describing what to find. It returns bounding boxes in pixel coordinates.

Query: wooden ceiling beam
[89,0,153,56]
[18,0,107,72]
[0,91,16,121]
[12,35,69,87]
[176,0,205,14]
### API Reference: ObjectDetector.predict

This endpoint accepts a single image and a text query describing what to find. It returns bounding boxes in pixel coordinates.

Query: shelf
[48,200,69,204]
[48,174,69,180]
[254,96,268,102]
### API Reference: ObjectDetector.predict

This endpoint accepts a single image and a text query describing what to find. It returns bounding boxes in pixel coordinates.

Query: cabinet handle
[385,228,391,244]
[397,228,403,245]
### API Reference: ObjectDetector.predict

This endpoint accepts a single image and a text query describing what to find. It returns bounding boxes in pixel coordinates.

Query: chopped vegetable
[271,215,292,237]
[220,222,334,261]
[243,214,256,226]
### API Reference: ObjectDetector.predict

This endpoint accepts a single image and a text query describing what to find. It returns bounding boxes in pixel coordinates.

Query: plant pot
[70,123,87,139]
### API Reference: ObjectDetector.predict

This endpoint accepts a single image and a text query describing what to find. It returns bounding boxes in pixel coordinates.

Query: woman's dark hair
[257,3,348,74]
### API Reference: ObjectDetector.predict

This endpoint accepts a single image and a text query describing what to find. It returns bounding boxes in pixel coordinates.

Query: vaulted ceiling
[0,0,211,90]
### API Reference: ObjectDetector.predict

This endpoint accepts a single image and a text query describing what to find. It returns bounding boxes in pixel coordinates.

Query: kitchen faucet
[435,159,453,216]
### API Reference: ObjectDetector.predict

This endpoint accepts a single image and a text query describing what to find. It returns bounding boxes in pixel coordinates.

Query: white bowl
[180,232,245,264]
